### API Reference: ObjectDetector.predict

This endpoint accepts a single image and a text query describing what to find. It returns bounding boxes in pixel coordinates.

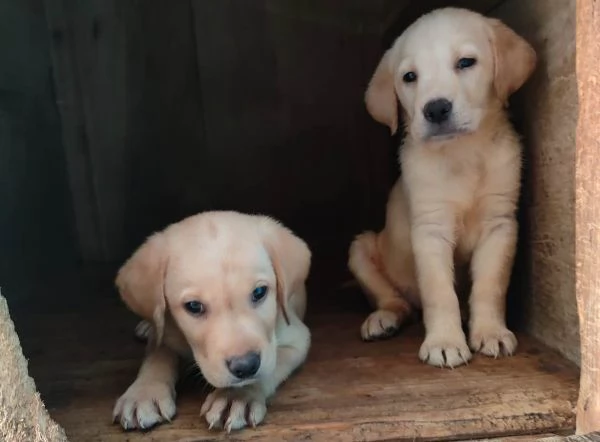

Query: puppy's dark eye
[251,285,268,304]
[457,57,477,70]
[183,300,205,316]
[403,71,417,83]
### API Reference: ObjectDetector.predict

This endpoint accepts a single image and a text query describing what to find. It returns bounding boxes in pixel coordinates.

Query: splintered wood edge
[575,0,600,435]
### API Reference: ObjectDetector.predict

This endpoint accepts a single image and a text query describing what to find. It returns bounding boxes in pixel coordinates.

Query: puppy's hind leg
[349,232,412,341]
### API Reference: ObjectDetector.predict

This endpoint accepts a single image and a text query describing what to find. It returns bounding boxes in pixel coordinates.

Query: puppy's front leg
[412,212,471,367]
[469,214,518,357]
[260,321,311,398]
[113,344,179,430]
[201,320,310,432]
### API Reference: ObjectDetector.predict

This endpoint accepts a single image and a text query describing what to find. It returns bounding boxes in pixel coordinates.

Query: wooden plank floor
[8,267,579,442]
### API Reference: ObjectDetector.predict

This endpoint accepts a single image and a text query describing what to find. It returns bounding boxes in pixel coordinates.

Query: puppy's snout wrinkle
[226,351,261,379]
[423,98,453,124]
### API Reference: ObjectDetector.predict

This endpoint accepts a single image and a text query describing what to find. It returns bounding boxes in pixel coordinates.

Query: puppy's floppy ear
[487,18,537,104]
[365,49,398,135]
[115,233,169,345]
[259,218,311,325]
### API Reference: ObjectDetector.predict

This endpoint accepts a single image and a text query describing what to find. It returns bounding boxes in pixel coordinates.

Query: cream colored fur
[349,7,536,368]
[112,211,311,432]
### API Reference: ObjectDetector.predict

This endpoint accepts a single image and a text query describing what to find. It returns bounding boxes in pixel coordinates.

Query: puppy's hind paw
[361,310,401,341]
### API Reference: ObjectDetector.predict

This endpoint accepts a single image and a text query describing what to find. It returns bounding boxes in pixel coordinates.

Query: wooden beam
[575,0,600,435]
[43,0,107,262]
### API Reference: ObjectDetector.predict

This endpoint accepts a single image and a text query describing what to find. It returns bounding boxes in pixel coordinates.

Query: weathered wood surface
[43,0,506,264]
[10,268,578,442]
[0,0,76,277]
[43,0,207,262]
[492,0,579,365]
[574,0,600,435]
[540,432,600,442]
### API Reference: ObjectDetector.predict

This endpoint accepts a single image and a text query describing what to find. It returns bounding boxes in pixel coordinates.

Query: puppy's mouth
[202,375,258,390]
[228,378,258,388]
[424,124,471,142]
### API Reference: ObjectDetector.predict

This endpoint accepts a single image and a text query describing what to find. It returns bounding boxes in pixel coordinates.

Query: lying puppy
[349,8,536,368]
[112,211,311,432]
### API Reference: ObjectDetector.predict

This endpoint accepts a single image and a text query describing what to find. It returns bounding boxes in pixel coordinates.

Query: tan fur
[349,7,536,368]
[113,211,311,432]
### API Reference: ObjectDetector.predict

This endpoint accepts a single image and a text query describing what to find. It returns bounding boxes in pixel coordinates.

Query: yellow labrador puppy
[112,211,311,432]
[349,8,536,368]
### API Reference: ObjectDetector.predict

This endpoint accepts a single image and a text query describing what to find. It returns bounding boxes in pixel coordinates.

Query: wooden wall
[0,0,76,282]
[491,0,579,364]
[43,0,501,266]
[45,0,406,264]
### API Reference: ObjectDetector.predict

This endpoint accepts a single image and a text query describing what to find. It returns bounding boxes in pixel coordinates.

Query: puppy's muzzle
[226,351,261,380]
[423,98,453,124]
[422,98,468,140]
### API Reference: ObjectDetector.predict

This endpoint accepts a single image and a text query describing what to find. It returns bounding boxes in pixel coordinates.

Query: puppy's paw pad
[113,381,176,430]
[361,310,400,341]
[201,387,267,432]
[419,332,472,368]
[470,326,517,357]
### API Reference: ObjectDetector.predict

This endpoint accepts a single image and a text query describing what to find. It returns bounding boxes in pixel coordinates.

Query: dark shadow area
[0,0,79,306]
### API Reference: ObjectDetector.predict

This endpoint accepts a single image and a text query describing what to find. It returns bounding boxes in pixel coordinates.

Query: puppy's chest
[443,154,514,254]
[429,151,487,205]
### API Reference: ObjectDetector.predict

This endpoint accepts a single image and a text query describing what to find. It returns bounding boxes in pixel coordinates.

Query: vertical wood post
[575,0,600,434]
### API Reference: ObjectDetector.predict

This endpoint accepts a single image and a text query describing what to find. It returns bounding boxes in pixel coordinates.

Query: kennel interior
[2,0,596,440]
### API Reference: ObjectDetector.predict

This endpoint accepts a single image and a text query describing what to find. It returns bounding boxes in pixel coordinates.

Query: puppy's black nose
[423,98,453,124]
[226,352,261,379]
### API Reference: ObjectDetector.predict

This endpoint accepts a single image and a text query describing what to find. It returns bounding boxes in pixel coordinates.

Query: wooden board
[491,0,579,367]
[41,0,509,264]
[574,0,600,435]
[43,0,209,262]
[0,0,77,276]
[9,266,578,442]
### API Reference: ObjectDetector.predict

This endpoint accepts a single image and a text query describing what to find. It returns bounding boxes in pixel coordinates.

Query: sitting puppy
[112,211,311,432]
[348,8,536,368]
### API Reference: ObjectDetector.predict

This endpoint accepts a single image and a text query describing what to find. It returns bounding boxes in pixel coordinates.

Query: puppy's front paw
[419,330,472,368]
[470,325,517,357]
[200,386,267,432]
[113,381,176,430]
[361,310,401,341]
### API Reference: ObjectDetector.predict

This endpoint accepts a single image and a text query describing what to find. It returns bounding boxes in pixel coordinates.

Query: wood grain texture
[540,432,600,442]
[43,0,208,262]
[574,0,600,434]
[43,0,106,262]
[42,0,522,266]
[0,0,77,275]
[190,0,394,248]
[9,267,578,442]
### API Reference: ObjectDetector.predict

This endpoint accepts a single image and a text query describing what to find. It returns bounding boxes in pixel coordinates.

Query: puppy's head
[115,211,311,389]
[365,7,536,142]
